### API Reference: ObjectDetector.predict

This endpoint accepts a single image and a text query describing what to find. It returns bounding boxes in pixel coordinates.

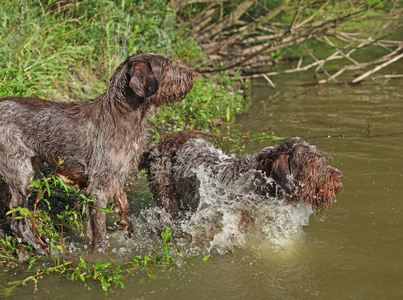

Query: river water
[5,63,403,299]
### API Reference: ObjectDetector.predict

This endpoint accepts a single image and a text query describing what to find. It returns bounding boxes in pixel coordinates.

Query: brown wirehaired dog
[141,131,343,218]
[0,54,196,254]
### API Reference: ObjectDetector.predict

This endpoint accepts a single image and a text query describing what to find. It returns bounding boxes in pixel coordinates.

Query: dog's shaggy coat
[141,131,343,217]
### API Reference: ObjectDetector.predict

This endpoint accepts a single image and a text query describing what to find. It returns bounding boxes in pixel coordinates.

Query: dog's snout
[178,67,197,79]
[189,69,197,79]
[333,169,343,182]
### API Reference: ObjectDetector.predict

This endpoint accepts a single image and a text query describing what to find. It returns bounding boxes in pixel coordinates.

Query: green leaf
[163,244,170,258]
[185,255,200,262]
[94,261,112,270]
[57,176,71,193]
[95,207,115,213]
[44,180,51,197]
[202,255,211,262]
[52,245,63,251]
[161,227,172,244]
[100,277,110,292]
[28,179,42,188]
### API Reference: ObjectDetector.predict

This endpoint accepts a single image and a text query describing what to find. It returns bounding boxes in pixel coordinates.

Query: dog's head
[110,53,197,108]
[257,141,343,212]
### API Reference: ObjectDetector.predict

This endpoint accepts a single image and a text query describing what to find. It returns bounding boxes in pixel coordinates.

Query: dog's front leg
[85,179,94,241]
[89,191,108,252]
[113,185,132,234]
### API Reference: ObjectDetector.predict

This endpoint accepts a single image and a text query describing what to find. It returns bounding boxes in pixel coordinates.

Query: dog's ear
[129,61,159,98]
[271,154,295,193]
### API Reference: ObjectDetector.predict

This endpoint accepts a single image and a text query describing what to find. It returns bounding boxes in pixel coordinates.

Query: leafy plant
[5,159,95,258]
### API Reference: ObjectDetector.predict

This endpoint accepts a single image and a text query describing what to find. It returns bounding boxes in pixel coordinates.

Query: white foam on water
[178,167,313,254]
[105,167,314,259]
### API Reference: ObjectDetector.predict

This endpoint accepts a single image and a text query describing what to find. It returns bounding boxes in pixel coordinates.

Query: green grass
[0,0,201,97]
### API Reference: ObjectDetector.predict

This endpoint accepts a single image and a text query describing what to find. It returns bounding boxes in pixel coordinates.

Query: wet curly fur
[0,54,196,254]
[140,131,343,218]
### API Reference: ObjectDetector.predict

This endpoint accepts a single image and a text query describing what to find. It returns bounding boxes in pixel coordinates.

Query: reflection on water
[8,69,403,299]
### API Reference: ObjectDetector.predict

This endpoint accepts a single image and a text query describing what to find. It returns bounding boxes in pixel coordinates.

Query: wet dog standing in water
[0,54,197,254]
[141,131,343,220]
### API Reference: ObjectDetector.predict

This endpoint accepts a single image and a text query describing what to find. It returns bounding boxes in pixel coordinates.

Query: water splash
[178,167,313,254]
[106,167,314,258]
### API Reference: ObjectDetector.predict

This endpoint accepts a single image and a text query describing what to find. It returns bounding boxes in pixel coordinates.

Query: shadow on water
[6,61,403,299]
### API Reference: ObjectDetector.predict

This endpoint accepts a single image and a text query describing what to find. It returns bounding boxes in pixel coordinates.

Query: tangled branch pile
[171,0,402,84]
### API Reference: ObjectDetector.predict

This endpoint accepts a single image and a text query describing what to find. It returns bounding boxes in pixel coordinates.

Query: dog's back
[142,131,257,215]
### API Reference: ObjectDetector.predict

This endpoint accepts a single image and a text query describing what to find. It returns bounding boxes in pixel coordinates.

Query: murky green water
[231,73,403,299]
[4,66,403,299]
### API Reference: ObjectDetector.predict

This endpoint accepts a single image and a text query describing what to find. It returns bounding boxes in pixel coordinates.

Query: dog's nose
[178,67,197,79]
[333,169,343,182]
[189,69,197,79]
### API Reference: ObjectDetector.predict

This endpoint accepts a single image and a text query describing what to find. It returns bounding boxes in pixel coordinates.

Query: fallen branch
[370,74,403,79]
[262,74,278,91]
[352,52,403,83]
